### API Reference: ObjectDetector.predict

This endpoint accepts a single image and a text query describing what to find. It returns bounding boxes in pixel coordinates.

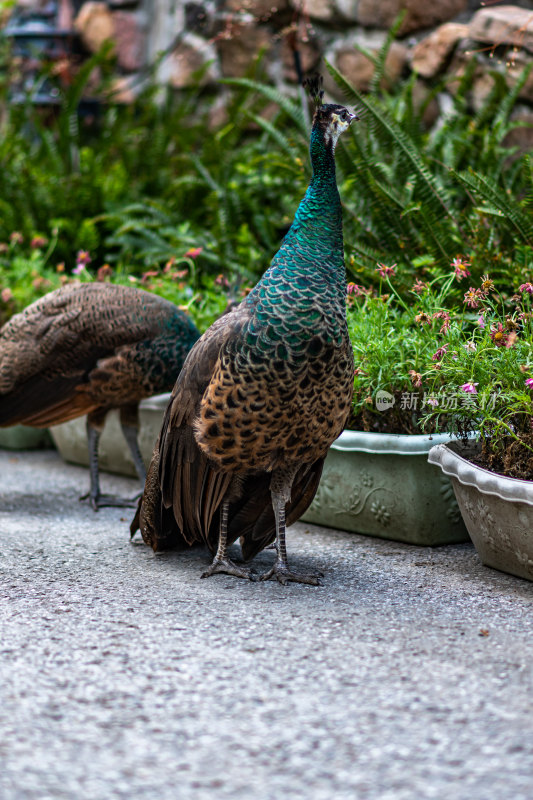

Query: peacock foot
[259,564,324,586]
[201,558,257,581]
[79,491,141,511]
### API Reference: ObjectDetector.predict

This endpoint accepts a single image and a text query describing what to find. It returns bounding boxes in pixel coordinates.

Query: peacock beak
[349,111,360,124]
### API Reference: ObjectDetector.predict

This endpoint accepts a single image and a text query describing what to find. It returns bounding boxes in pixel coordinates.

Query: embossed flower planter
[50,393,170,478]
[428,441,533,582]
[301,430,469,545]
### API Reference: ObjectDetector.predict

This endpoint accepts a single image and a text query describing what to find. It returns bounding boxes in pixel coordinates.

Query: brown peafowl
[0,282,200,509]
[131,78,358,584]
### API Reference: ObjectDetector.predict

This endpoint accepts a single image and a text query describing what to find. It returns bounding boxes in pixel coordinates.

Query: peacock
[0,282,200,509]
[131,78,358,584]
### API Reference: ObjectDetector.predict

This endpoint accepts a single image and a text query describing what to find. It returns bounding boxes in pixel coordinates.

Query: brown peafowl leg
[119,404,147,488]
[260,469,323,586]
[79,410,140,510]
[201,499,256,580]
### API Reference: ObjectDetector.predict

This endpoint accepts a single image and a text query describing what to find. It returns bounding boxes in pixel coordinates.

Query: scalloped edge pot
[428,441,533,582]
[302,431,469,545]
[50,393,171,478]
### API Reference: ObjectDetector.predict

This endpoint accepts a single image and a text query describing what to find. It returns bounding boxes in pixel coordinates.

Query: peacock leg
[260,471,323,585]
[79,421,105,511]
[201,499,256,580]
[120,423,147,484]
[79,412,140,510]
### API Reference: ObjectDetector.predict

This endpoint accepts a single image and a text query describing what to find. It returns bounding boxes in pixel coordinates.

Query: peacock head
[313,104,359,150]
[303,74,359,151]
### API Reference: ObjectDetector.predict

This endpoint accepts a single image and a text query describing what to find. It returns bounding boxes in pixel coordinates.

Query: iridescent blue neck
[283,124,342,246]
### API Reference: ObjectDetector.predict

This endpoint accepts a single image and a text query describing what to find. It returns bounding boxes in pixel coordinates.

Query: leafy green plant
[422,277,533,479]
[345,264,462,433]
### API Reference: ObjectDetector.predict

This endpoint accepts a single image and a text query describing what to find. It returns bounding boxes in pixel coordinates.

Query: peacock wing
[154,305,250,551]
[0,283,194,427]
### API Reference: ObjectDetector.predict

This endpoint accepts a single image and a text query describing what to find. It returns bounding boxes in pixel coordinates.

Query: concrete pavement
[1,448,532,800]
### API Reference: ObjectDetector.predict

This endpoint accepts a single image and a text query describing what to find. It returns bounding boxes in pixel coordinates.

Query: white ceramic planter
[302,430,469,545]
[428,441,533,582]
[50,393,170,478]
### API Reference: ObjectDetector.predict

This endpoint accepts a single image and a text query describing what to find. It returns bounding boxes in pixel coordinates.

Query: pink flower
[76,250,91,267]
[30,236,48,249]
[451,256,471,281]
[411,279,427,295]
[1,287,13,303]
[433,310,451,333]
[9,232,23,245]
[490,323,509,347]
[464,287,482,309]
[519,283,533,295]
[215,274,230,289]
[408,369,422,387]
[525,378,533,389]
[71,264,85,275]
[477,314,485,329]
[432,344,449,361]
[376,263,396,279]
[460,382,478,394]
[184,247,203,259]
[347,283,368,297]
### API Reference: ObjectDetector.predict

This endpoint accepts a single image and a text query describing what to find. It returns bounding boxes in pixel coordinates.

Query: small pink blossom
[525,378,533,389]
[451,256,471,281]
[30,236,48,249]
[9,232,23,245]
[408,369,422,388]
[71,264,85,275]
[432,344,449,361]
[376,263,396,279]
[411,279,427,295]
[477,314,485,329]
[1,287,13,303]
[184,247,203,259]
[463,341,477,352]
[460,382,478,394]
[76,250,91,267]
[215,274,230,289]
[433,310,451,333]
[519,282,533,295]
[96,264,113,282]
[490,323,509,347]
[347,283,368,297]
[464,287,483,309]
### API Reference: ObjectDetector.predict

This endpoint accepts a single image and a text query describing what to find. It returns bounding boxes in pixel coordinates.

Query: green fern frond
[221,77,308,138]
[453,168,533,245]
[325,59,455,221]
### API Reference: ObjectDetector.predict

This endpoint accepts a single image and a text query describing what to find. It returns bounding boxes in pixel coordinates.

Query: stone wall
[8,0,533,137]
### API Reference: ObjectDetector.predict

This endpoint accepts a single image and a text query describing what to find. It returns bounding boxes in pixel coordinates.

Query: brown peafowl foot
[201,557,257,581]
[79,491,142,511]
[259,564,324,586]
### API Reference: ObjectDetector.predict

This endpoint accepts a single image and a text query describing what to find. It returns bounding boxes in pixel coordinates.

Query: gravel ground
[1,448,532,800]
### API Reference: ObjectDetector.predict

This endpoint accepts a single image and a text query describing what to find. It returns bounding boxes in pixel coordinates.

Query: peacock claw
[79,492,140,511]
[259,565,323,586]
[201,558,257,581]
